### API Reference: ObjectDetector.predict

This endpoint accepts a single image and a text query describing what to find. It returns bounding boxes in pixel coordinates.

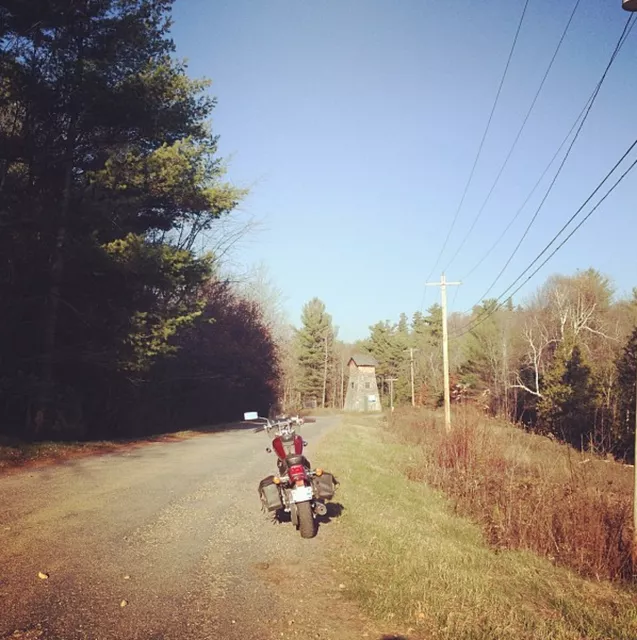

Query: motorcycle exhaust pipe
[313,502,327,516]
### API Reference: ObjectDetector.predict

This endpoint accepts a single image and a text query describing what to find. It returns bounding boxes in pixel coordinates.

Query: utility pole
[386,377,398,413]
[633,358,637,573]
[622,0,637,575]
[426,273,461,431]
[624,0,637,574]
[406,347,418,407]
[622,0,636,566]
[321,330,329,409]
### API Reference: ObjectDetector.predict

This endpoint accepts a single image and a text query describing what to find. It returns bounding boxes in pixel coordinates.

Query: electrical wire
[443,0,583,274]
[451,134,637,340]
[419,0,531,311]
[466,13,635,309]
[459,91,594,282]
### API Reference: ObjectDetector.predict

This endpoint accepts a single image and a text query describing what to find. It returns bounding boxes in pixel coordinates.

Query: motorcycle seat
[285,454,305,467]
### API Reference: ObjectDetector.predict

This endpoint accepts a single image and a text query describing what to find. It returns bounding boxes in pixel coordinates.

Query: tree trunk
[31,116,77,436]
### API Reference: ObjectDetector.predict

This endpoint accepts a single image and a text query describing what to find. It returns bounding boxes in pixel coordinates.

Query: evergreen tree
[537,342,596,447]
[0,1,245,436]
[296,298,335,406]
[411,304,443,406]
[616,326,637,460]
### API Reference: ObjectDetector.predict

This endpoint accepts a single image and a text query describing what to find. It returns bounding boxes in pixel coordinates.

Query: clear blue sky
[171,0,637,342]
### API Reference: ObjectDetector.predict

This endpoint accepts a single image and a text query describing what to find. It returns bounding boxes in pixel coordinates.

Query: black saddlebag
[258,475,283,511]
[312,472,338,500]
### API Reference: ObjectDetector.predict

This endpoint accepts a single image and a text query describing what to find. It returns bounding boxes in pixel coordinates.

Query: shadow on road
[273,502,345,530]
[317,501,345,525]
[379,636,408,640]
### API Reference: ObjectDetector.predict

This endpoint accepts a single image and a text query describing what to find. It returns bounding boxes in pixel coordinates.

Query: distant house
[344,354,382,412]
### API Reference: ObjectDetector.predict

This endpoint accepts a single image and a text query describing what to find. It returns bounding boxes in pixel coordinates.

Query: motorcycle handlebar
[249,417,292,433]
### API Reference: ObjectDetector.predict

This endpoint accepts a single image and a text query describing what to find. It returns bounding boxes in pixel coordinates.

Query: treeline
[358,269,637,460]
[281,270,637,460]
[0,1,278,440]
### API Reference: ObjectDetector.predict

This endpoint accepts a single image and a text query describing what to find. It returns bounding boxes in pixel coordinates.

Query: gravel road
[0,416,378,640]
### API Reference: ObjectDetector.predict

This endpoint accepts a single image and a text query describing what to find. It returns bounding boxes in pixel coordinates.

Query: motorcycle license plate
[291,485,313,503]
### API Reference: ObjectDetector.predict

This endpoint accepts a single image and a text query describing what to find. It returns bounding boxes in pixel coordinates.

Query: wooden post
[386,377,398,413]
[340,357,345,410]
[426,274,461,431]
[633,358,637,573]
[322,331,329,409]
[407,347,418,407]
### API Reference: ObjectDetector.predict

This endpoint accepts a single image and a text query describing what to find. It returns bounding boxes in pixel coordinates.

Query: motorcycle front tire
[297,501,316,539]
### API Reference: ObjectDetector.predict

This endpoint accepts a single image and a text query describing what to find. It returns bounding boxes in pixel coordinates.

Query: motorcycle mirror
[244,411,258,421]
[303,440,308,447]
[265,447,272,453]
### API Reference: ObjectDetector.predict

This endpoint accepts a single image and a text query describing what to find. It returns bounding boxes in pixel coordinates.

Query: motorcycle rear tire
[297,501,316,539]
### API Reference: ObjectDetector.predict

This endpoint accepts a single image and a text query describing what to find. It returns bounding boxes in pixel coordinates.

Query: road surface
[0,417,379,640]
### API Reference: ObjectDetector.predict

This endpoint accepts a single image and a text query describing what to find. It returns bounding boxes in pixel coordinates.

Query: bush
[390,407,634,581]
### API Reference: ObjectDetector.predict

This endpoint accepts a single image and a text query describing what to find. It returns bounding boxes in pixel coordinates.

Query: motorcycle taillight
[289,464,306,481]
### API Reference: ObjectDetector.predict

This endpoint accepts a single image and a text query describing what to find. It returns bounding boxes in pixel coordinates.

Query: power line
[443,0,583,274]
[459,91,594,282]
[466,13,635,308]
[504,156,637,301]
[451,134,637,340]
[419,0,531,311]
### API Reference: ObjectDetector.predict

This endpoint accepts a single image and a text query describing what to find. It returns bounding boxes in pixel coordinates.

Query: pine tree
[616,326,637,460]
[0,1,245,435]
[537,342,596,447]
[411,304,443,406]
[296,298,335,407]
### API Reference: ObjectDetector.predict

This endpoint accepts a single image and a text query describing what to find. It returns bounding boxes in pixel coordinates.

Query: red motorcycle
[245,412,338,538]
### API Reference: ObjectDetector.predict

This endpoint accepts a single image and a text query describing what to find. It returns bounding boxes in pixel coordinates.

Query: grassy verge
[317,414,637,640]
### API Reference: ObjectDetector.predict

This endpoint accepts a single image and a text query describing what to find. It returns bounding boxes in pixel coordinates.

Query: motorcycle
[244,411,338,539]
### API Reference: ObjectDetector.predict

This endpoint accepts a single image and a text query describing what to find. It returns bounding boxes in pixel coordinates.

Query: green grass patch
[317,415,637,639]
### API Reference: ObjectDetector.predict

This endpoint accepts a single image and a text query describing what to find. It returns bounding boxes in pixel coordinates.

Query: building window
[365,382,371,389]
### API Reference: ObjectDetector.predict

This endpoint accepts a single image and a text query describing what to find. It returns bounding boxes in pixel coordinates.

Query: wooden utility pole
[321,330,329,409]
[406,348,418,407]
[426,274,461,431]
[633,359,637,572]
[386,377,398,413]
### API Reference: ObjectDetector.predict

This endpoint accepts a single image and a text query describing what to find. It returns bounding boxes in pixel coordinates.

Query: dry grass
[317,414,637,639]
[391,406,634,582]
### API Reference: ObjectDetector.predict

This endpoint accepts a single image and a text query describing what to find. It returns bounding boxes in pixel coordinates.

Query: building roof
[349,353,378,367]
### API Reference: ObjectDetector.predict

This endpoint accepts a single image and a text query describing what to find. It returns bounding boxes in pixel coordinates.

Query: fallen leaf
[338,583,345,590]
[37,572,49,580]
[123,575,130,580]
[120,600,128,608]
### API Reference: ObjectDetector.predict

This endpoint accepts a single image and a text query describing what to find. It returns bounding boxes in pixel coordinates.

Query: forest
[0,0,279,440]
